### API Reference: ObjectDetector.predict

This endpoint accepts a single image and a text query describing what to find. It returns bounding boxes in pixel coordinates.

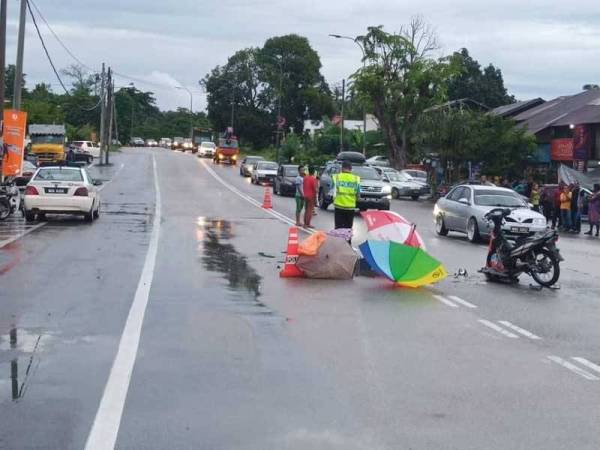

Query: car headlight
[232,155,237,160]
[218,154,224,160]
[382,185,392,194]
[247,166,253,172]
[534,218,546,226]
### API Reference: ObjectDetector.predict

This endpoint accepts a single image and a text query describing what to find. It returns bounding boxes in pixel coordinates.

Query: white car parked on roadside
[24,166,102,223]
[72,141,101,158]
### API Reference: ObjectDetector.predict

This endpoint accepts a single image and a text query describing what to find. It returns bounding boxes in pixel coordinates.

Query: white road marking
[433,295,458,308]
[572,357,600,375]
[498,321,542,340]
[448,295,477,308]
[199,159,315,234]
[478,319,519,338]
[0,222,46,249]
[547,356,599,381]
[84,156,161,450]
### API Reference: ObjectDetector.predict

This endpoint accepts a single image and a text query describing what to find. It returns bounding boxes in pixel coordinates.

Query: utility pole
[105,68,113,165]
[99,63,106,164]
[112,88,119,148]
[340,79,345,152]
[12,0,26,109]
[275,59,283,162]
[0,0,7,116]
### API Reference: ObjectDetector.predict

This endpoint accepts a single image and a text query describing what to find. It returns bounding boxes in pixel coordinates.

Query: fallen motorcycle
[0,183,21,220]
[480,208,563,287]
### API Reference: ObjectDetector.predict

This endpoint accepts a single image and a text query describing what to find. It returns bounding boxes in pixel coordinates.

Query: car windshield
[31,135,64,145]
[246,157,263,164]
[385,171,409,182]
[474,190,526,207]
[201,142,215,148]
[284,166,299,176]
[35,168,83,182]
[258,162,278,170]
[353,166,381,180]
[406,170,427,179]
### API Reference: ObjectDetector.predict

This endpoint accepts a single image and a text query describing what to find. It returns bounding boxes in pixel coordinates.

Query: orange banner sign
[2,109,27,177]
[550,138,574,161]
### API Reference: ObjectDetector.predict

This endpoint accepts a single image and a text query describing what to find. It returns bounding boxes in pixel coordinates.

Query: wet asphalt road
[1,148,600,449]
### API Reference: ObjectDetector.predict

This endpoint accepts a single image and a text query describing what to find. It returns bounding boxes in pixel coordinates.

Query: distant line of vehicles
[237,151,432,212]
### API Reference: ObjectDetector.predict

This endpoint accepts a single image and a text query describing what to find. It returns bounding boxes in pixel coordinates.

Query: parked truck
[29,124,66,164]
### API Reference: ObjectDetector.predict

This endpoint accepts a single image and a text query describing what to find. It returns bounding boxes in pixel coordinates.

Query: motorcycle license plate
[45,187,68,194]
[510,226,529,233]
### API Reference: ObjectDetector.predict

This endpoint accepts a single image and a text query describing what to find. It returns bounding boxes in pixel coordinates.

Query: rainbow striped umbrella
[359,240,447,288]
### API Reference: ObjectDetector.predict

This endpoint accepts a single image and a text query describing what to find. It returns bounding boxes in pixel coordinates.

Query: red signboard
[573,124,591,160]
[550,138,574,161]
[2,109,27,177]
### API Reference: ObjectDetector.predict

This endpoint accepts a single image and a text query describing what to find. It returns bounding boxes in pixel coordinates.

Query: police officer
[332,160,360,230]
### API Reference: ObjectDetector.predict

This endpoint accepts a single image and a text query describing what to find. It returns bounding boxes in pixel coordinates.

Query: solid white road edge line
[498,320,542,340]
[572,357,600,375]
[84,155,161,450]
[433,295,458,308]
[448,295,477,308]
[199,159,315,234]
[547,356,599,381]
[0,222,46,249]
[478,319,519,338]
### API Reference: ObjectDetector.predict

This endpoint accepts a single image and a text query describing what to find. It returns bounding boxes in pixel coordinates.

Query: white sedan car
[24,166,102,222]
[197,141,216,158]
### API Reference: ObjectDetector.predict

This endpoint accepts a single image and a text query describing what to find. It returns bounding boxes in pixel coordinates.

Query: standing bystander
[294,166,306,227]
[303,167,318,228]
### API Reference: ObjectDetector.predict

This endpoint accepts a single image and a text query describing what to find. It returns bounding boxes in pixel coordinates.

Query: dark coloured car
[274,165,299,196]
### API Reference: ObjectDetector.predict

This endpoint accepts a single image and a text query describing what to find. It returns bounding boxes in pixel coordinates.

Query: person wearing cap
[332,160,360,231]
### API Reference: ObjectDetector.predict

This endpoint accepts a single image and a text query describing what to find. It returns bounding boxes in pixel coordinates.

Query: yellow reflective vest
[333,172,360,210]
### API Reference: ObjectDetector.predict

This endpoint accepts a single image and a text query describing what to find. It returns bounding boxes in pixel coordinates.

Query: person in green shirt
[530,183,541,212]
[332,160,360,231]
[294,166,306,226]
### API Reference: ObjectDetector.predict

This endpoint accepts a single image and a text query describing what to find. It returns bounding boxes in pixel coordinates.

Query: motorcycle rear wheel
[0,198,10,220]
[530,248,560,287]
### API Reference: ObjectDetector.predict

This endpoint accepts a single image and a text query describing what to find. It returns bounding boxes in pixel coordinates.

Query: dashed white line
[433,294,459,308]
[478,319,519,338]
[448,295,477,308]
[84,156,161,450]
[572,357,600,375]
[498,321,542,340]
[547,356,599,381]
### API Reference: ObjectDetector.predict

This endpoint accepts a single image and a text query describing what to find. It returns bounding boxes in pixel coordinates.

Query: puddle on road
[197,217,271,316]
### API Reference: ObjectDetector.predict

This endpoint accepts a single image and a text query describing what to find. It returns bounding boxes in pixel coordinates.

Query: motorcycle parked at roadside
[480,208,563,287]
[0,182,21,220]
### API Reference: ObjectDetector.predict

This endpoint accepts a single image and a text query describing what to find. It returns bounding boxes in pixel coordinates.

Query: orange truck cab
[213,134,239,165]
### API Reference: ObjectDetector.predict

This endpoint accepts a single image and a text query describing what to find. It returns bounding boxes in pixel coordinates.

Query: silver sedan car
[433,185,547,243]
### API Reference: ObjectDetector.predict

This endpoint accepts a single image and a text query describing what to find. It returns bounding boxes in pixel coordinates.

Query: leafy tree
[352,19,457,168]
[4,64,27,103]
[202,48,272,147]
[447,49,515,108]
[416,108,536,180]
[259,34,333,134]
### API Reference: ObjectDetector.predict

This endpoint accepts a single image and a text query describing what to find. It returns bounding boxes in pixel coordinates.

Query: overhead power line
[26,0,69,94]
[28,0,96,72]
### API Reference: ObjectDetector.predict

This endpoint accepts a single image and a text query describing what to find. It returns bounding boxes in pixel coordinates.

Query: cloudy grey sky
[6,0,600,111]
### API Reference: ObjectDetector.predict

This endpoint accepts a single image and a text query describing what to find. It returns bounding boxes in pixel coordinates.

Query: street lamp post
[329,34,367,156]
[176,86,194,139]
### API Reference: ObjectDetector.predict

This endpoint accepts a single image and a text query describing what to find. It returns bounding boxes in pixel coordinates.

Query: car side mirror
[458,197,470,205]
[93,180,103,186]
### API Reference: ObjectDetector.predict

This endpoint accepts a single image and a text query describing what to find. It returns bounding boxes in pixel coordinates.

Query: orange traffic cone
[280,227,305,278]
[262,186,273,209]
